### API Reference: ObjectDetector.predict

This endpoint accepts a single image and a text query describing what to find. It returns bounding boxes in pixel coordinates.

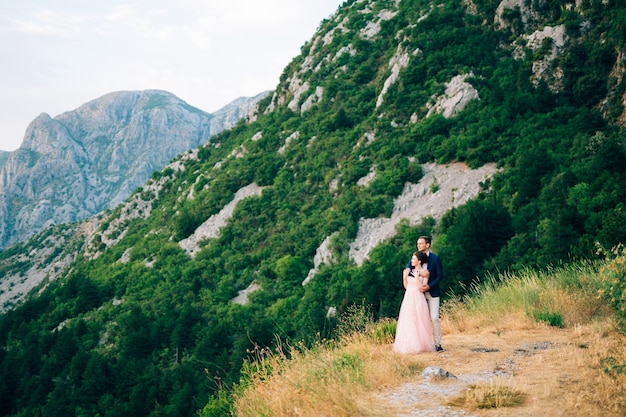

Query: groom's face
[416,238,429,252]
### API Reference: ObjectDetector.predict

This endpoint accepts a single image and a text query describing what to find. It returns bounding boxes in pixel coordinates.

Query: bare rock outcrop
[178,183,265,257]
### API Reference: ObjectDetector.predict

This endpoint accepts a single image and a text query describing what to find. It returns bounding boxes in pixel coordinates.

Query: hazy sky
[0,1,343,152]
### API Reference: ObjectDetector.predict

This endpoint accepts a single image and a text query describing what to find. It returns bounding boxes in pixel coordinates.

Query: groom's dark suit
[424,251,443,297]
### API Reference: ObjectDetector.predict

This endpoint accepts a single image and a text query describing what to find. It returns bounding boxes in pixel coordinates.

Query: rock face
[348,162,499,266]
[0,90,266,249]
[178,183,266,257]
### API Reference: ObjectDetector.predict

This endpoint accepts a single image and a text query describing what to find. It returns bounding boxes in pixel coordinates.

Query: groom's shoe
[435,345,444,352]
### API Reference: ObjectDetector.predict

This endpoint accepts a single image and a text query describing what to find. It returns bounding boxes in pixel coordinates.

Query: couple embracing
[392,236,444,354]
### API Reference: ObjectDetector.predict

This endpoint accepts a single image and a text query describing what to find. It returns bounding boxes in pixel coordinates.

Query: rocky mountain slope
[0,160,495,311]
[0,89,267,250]
[0,0,624,416]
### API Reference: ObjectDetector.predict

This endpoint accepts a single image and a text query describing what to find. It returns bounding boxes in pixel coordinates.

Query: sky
[0,0,343,152]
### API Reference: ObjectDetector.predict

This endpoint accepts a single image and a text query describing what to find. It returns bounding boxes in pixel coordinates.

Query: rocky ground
[377,326,619,417]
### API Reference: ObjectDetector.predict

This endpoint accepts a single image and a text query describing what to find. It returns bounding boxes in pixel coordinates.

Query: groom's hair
[417,235,432,246]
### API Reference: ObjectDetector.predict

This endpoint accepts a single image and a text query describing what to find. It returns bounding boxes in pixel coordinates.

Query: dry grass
[430,320,625,416]
[228,258,626,417]
[231,332,426,417]
[449,382,527,409]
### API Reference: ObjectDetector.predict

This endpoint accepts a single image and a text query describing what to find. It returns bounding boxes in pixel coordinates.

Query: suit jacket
[425,252,443,297]
[406,251,443,297]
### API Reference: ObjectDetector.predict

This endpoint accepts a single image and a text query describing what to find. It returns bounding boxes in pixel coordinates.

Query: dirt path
[378,326,618,417]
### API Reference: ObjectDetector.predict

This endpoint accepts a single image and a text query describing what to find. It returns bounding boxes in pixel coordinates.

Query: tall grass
[442,260,610,333]
[442,255,625,414]
[230,319,421,417]
[202,255,626,416]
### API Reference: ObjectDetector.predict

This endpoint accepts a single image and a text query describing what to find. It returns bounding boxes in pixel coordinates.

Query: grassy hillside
[216,251,626,416]
[1,0,625,416]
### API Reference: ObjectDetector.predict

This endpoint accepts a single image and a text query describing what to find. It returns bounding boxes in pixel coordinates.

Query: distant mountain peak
[0,90,267,249]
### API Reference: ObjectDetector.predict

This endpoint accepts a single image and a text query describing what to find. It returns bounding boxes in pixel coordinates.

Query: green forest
[1,0,625,416]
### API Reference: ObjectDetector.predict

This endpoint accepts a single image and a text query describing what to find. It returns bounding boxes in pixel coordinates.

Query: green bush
[598,243,626,332]
[531,309,564,328]
[199,390,234,417]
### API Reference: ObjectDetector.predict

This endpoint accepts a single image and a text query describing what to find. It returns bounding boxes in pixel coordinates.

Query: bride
[392,251,435,354]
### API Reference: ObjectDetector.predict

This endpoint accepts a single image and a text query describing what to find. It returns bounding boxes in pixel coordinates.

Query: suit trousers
[424,292,441,346]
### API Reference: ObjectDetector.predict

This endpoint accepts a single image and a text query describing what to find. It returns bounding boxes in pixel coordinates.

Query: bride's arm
[402,268,409,289]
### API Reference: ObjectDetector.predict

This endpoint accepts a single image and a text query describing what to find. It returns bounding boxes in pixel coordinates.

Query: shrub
[334,302,375,339]
[531,309,564,327]
[597,243,626,332]
[199,390,234,417]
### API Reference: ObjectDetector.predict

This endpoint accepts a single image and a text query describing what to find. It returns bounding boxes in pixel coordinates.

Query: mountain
[0,90,269,250]
[210,92,270,131]
[0,1,625,416]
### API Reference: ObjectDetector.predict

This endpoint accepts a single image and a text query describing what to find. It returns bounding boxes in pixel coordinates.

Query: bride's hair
[415,251,428,265]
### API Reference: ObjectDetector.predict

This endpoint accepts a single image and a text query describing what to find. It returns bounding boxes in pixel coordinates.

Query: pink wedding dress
[392,271,435,354]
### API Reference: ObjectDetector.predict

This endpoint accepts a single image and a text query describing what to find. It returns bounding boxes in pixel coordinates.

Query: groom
[406,235,444,352]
